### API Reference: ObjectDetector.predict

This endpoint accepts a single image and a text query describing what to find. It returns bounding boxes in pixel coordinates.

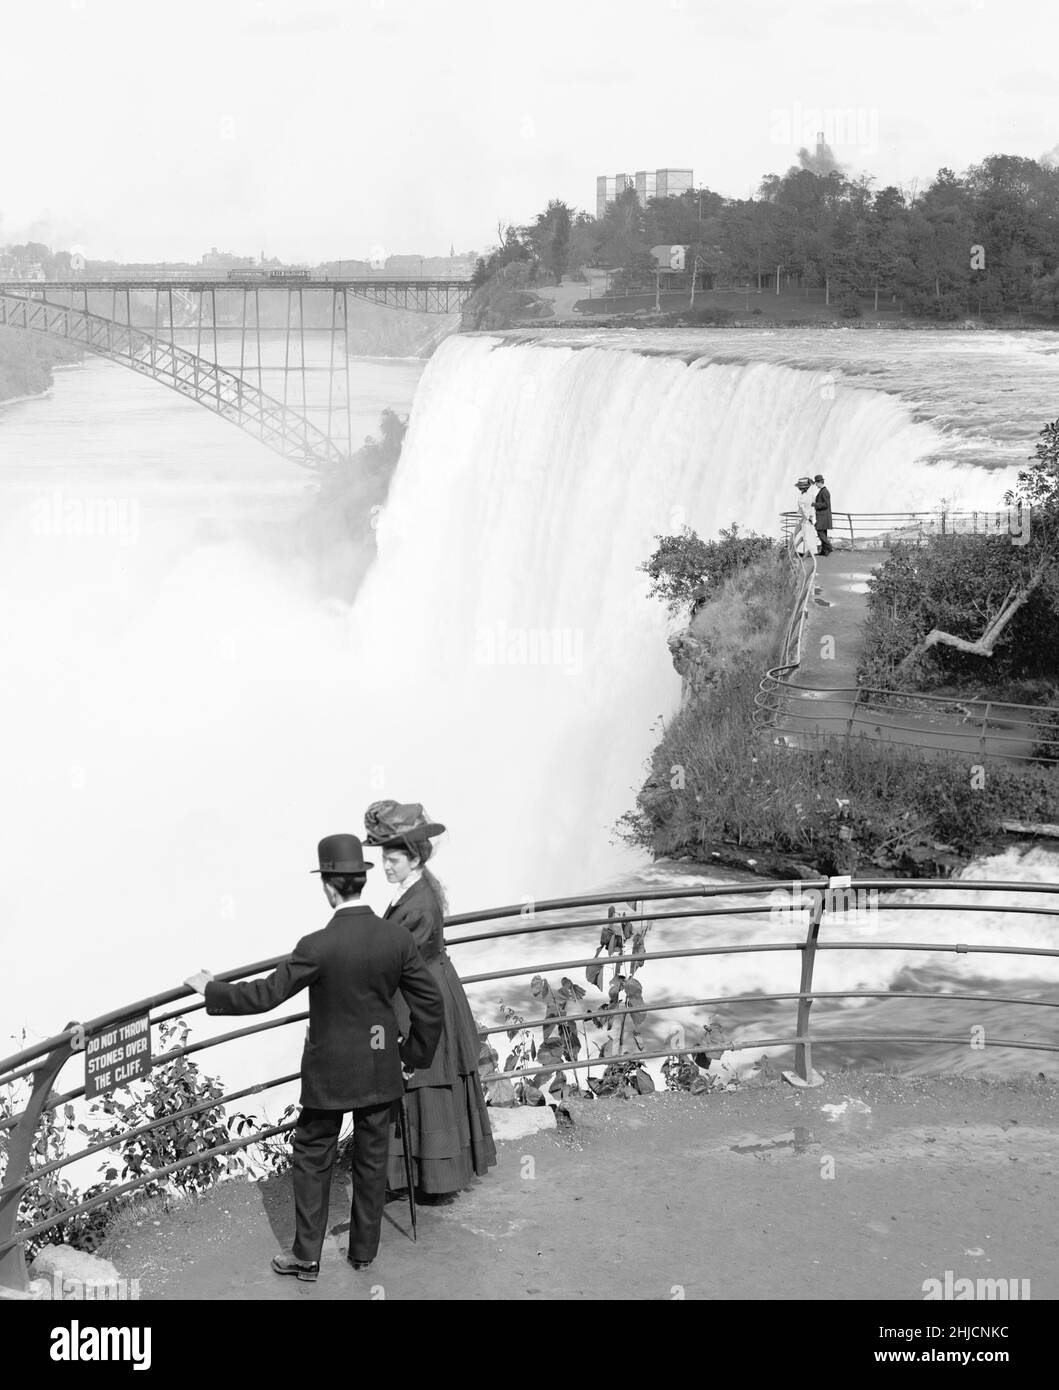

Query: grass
[623,556,1059,872]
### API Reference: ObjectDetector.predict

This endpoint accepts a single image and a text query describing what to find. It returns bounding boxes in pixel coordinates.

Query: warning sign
[84,1014,152,1099]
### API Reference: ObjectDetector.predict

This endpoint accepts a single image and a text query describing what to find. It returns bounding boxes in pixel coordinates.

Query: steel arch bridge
[0,276,475,469]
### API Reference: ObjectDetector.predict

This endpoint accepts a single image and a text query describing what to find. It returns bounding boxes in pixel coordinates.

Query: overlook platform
[90,1074,1059,1301]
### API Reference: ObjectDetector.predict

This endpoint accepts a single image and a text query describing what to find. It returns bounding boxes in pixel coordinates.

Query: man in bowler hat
[813,473,833,555]
[184,834,444,1280]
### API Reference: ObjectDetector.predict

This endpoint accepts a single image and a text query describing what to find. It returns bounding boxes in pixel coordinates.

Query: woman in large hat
[364,800,497,1198]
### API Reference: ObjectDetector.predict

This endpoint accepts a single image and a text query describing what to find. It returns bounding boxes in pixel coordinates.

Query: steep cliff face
[667,626,722,703]
[666,552,790,706]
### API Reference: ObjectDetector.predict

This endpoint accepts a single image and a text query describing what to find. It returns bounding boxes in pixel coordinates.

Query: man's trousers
[290,1101,395,1265]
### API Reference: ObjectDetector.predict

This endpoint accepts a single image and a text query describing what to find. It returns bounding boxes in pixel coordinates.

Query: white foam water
[0,334,1053,1104]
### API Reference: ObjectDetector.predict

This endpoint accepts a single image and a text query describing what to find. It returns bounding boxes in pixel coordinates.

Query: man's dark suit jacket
[203,904,444,1111]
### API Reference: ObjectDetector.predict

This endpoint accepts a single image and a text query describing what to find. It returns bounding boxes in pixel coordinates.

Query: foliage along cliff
[461,262,555,331]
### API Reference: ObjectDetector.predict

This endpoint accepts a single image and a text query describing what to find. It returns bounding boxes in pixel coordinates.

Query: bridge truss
[0,276,475,469]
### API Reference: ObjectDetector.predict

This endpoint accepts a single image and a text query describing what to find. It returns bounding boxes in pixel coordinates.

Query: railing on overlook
[758,508,1057,762]
[779,509,1030,551]
[2,877,1059,1292]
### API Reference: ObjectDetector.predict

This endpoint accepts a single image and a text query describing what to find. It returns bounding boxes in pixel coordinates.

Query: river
[1,330,1057,1127]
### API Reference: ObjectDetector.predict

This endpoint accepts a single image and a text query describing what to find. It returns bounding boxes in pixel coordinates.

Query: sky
[2,0,1058,264]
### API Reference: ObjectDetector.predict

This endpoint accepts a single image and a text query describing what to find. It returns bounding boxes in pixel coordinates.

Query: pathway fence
[756,674,1059,763]
[2,877,1058,1292]
[780,509,1030,551]
[759,509,1058,762]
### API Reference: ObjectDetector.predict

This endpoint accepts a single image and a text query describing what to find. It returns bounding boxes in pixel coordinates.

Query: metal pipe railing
[3,877,1058,1293]
[779,509,1030,549]
[756,671,1059,762]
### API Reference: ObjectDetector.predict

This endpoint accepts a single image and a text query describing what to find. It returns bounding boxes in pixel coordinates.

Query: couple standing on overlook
[183,800,496,1281]
[795,474,833,556]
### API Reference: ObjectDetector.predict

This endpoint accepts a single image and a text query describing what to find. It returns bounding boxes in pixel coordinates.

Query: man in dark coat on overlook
[184,834,444,1280]
[813,473,833,555]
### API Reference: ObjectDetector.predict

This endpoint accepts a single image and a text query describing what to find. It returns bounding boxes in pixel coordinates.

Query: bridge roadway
[0,276,473,291]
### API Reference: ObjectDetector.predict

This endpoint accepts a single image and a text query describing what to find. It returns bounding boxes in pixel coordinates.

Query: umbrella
[396,1090,416,1241]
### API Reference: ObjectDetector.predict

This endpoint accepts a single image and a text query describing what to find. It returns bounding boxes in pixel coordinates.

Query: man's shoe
[348,1258,373,1271]
[271,1253,319,1283]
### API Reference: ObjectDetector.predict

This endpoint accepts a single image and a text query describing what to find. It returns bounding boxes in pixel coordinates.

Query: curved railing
[779,508,1031,550]
[3,875,1058,1291]
[753,527,817,731]
[760,507,1058,761]
[757,676,1059,763]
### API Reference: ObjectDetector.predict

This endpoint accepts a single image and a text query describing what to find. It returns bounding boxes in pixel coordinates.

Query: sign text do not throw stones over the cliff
[84,1015,152,1099]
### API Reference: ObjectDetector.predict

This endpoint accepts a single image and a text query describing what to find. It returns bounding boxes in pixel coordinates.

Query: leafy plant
[2,1017,294,1259]
[642,524,777,614]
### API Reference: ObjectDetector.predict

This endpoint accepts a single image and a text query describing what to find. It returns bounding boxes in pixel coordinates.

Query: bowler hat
[814,474,825,483]
[363,800,446,850]
[311,834,374,875]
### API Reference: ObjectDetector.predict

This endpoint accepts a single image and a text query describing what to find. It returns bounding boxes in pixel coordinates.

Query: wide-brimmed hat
[796,476,812,488]
[311,833,373,875]
[363,800,446,850]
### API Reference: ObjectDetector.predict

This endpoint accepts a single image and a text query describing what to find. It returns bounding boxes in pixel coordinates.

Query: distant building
[596,168,693,218]
[200,246,256,269]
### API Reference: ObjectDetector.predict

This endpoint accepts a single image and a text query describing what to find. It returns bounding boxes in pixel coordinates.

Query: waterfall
[340,334,1008,895]
[0,335,1020,1040]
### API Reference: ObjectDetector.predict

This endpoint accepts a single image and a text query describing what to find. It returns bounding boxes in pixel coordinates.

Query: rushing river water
[1,330,1057,1128]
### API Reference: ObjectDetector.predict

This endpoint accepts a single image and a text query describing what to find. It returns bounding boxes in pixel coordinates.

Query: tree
[470,223,531,288]
[520,200,573,284]
[593,186,649,270]
[894,420,1059,674]
[1031,269,1059,319]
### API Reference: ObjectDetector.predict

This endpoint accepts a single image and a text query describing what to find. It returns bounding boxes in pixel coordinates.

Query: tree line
[473,153,1059,320]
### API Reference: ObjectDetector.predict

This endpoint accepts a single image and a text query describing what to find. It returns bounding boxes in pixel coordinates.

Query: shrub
[642,523,777,614]
[859,536,1059,691]
[1,1017,293,1259]
[679,307,736,327]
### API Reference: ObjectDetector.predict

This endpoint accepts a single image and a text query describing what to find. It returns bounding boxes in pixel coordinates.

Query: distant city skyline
[2,0,1057,264]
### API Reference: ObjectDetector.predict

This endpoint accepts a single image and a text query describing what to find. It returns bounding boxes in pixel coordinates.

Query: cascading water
[1,333,1054,1084]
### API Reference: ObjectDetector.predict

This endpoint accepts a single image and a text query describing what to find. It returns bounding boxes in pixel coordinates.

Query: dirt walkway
[94,1073,1059,1301]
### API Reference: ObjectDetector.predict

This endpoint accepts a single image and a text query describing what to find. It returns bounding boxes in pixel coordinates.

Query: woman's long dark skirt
[388,954,497,1194]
